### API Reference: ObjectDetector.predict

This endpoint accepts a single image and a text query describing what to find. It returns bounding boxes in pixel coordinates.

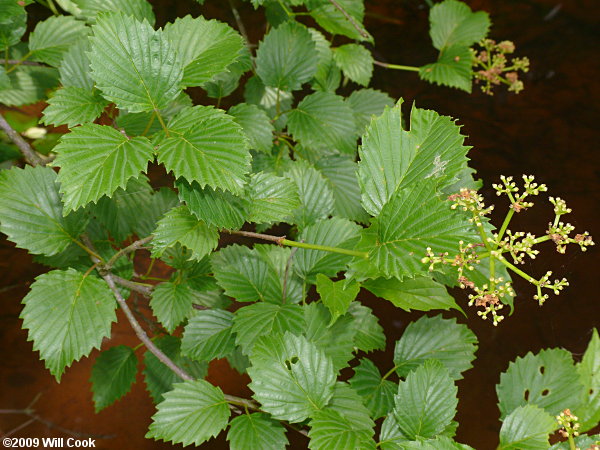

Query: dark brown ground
[1,1,598,449]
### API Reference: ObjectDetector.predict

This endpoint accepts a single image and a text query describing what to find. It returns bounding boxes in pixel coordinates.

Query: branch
[112,275,154,297]
[0,398,115,439]
[104,236,153,271]
[0,112,45,166]
[1,59,49,67]
[105,272,195,381]
[80,235,262,411]
[327,0,371,40]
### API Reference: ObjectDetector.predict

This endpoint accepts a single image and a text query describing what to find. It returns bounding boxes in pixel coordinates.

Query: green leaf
[157,106,250,194]
[288,92,358,154]
[347,88,395,134]
[151,205,218,261]
[294,217,361,282]
[284,162,335,229]
[314,155,369,222]
[229,103,274,153]
[256,21,318,91]
[393,360,458,440]
[244,75,293,122]
[367,180,476,279]
[248,332,336,422]
[246,171,300,224]
[233,303,305,355]
[307,0,372,43]
[309,409,376,450]
[20,269,116,381]
[496,348,585,419]
[309,28,341,93]
[181,309,236,361]
[255,245,305,304]
[91,178,176,242]
[42,87,108,128]
[333,44,373,86]
[203,46,251,98]
[164,15,243,87]
[146,379,230,447]
[316,274,359,325]
[327,382,375,432]
[29,16,88,66]
[393,314,478,380]
[303,302,357,371]
[348,302,386,353]
[59,41,94,91]
[420,45,472,92]
[0,166,87,256]
[150,280,201,333]
[89,12,183,112]
[575,329,600,431]
[90,345,137,412]
[53,123,154,212]
[227,412,288,450]
[0,2,26,50]
[0,66,10,90]
[363,275,462,312]
[349,358,396,419]
[177,179,247,230]
[358,102,472,215]
[429,0,490,50]
[498,405,556,450]
[379,431,471,450]
[76,0,155,25]
[143,335,208,404]
[0,65,59,106]
[212,245,283,303]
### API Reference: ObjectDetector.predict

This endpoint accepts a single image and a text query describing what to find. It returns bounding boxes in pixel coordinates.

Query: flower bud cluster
[493,175,547,211]
[472,39,530,95]
[448,189,493,225]
[534,271,569,305]
[492,230,539,264]
[556,409,580,439]
[467,278,514,326]
[549,196,572,216]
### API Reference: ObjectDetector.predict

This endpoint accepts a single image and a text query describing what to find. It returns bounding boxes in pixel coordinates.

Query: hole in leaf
[284,356,299,370]
[541,389,549,396]
[539,366,545,374]
[524,390,530,401]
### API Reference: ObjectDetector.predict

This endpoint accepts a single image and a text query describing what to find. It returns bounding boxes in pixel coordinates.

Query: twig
[374,60,421,72]
[228,0,250,51]
[327,0,370,40]
[0,112,45,166]
[112,275,154,297]
[3,418,36,438]
[0,400,115,439]
[230,229,286,245]
[104,236,153,271]
[230,230,369,258]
